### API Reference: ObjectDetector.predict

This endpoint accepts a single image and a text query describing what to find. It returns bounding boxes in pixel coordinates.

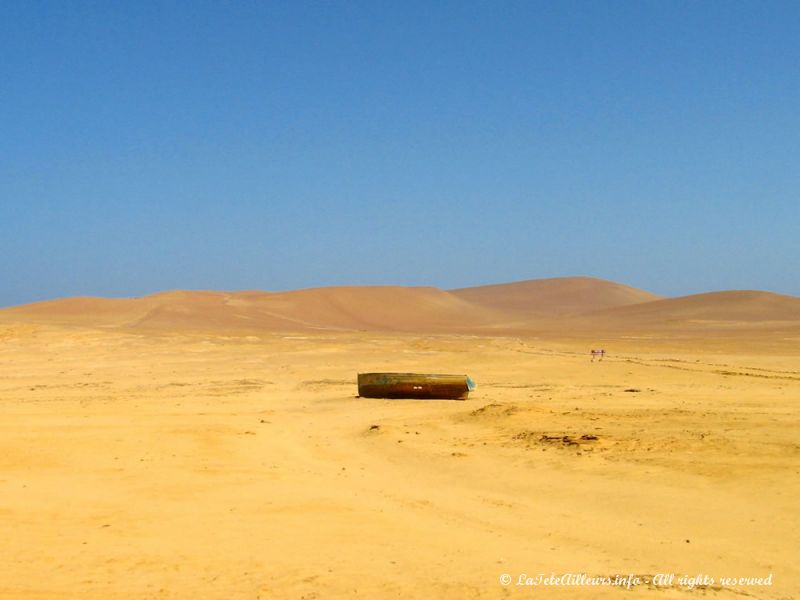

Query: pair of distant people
[590,349,605,361]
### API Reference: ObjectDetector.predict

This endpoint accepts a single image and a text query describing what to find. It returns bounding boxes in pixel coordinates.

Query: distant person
[590,349,605,362]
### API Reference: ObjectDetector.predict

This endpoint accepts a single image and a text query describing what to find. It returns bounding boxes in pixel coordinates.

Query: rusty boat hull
[357,373,476,400]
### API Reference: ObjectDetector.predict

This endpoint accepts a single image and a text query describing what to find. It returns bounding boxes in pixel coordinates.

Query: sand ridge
[2,277,798,336]
[450,276,664,317]
[0,286,504,333]
[583,290,800,323]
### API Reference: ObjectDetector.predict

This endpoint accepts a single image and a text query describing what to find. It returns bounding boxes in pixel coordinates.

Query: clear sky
[2,1,798,307]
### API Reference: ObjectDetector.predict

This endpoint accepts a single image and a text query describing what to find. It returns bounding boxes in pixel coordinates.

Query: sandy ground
[1,324,798,599]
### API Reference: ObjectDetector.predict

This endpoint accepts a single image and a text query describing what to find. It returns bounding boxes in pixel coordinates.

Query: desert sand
[1,278,798,599]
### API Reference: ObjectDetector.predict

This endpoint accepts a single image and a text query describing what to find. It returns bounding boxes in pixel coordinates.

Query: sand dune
[2,280,798,336]
[0,286,504,333]
[132,286,506,332]
[583,290,800,325]
[234,286,503,332]
[0,296,154,327]
[450,276,662,317]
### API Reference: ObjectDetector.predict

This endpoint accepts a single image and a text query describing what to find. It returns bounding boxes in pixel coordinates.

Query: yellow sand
[1,323,797,599]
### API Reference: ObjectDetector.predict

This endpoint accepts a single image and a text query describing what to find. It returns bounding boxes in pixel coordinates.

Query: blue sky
[2,1,798,306]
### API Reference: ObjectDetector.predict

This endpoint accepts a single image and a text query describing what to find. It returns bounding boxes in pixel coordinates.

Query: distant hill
[0,296,154,327]
[2,280,798,334]
[450,276,662,317]
[134,286,505,332]
[582,290,800,325]
[0,286,504,333]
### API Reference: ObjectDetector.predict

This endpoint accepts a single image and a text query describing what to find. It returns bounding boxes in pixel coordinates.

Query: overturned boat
[357,373,476,400]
